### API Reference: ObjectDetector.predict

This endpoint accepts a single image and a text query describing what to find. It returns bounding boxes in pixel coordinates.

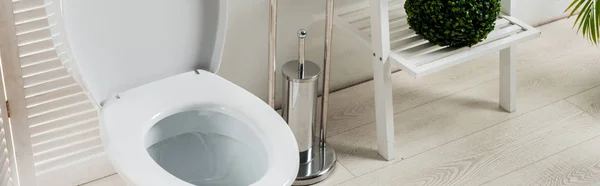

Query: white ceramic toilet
[45,0,299,185]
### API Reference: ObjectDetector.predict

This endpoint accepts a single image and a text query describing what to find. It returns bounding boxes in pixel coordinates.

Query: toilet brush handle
[297,29,307,77]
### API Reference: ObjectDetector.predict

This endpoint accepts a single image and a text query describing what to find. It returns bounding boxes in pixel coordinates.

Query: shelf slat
[412,24,523,66]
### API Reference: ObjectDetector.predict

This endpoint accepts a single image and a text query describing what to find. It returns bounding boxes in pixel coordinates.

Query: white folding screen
[0,0,114,185]
[0,119,16,186]
[0,60,17,186]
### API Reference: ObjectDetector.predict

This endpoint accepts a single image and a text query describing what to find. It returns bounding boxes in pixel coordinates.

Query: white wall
[217,0,374,108]
[216,0,574,108]
[511,0,574,26]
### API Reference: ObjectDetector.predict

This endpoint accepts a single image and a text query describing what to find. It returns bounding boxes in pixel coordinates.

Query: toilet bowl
[101,71,299,186]
[45,0,299,185]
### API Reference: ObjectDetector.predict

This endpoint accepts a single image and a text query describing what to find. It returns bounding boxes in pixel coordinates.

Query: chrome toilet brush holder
[268,0,336,184]
[281,30,336,185]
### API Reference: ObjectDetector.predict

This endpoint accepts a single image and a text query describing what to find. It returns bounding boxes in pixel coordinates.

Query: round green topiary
[405,0,501,47]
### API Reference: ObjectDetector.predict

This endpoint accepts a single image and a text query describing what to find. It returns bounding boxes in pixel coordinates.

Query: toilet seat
[100,70,299,186]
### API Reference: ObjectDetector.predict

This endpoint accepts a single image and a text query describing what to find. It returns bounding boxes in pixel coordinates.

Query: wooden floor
[82,18,600,186]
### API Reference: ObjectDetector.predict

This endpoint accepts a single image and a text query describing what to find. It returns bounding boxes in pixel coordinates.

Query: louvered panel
[2,178,10,186]
[0,170,10,186]
[7,0,109,183]
[31,127,98,152]
[21,58,62,78]
[0,124,13,186]
[32,130,102,171]
[0,103,11,186]
[23,68,69,88]
[1,175,10,186]
[25,84,83,107]
[0,151,8,175]
[0,148,11,186]
[13,7,48,25]
[18,38,55,55]
[28,102,95,126]
[31,119,97,144]
[17,28,52,45]
[0,139,6,158]
[29,110,96,136]
[15,19,50,35]
[1,172,10,186]
[27,93,88,117]
[0,159,10,186]
[3,177,11,186]
[33,136,101,163]
[20,49,56,67]
[12,0,45,13]
[34,145,104,174]
[24,76,76,98]
[0,150,6,169]
[0,94,14,186]
[0,161,7,180]
[0,157,6,175]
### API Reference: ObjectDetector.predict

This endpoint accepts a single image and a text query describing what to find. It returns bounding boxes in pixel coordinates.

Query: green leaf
[567,0,600,45]
[595,0,600,42]
[577,0,593,33]
[574,0,592,29]
[591,15,597,44]
[566,0,581,12]
[567,0,586,17]
[582,11,590,36]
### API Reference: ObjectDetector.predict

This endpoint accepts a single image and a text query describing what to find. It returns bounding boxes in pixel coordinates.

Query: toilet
[45,0,299,185]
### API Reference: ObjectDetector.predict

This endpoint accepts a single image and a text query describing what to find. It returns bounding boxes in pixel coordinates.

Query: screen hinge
[6,100,10,118]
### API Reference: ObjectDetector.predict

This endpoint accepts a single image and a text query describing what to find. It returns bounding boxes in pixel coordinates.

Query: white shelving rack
[333,0,541,160]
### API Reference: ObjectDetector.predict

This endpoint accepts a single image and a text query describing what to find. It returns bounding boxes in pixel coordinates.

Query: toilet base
[293,144,336,185]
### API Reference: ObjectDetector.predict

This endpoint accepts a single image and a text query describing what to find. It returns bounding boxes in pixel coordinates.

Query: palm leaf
[568,0,587,17]
[596,0,600,39]
[567,0,600,45]
[574,0,592,32]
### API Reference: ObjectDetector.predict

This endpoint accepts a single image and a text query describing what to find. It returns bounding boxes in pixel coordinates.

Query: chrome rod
[298,29,307,78]
[268,0,277,108]
[320,0,334,147]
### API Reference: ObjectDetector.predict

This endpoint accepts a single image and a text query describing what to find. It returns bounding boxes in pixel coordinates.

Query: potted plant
[405,0,502,47]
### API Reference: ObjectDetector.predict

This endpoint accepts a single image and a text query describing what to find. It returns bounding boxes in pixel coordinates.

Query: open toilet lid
[46,0,228,105]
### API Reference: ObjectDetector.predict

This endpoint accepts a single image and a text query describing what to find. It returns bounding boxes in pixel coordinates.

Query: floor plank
[567,86,600,120]
[326,56,497,137]
[313,163,355,186]
[483,136,600,186]
[80,174,125,186]
[339,101,600,186]
[82,163,354,186]
[329,36,600,176]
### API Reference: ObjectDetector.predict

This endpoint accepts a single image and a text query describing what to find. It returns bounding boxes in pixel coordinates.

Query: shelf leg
[372,58,395,161]
[370,0,394,161]
[500,47,517,112]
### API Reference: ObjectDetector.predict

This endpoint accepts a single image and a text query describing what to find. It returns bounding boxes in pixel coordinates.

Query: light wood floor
[82,18,600,186]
